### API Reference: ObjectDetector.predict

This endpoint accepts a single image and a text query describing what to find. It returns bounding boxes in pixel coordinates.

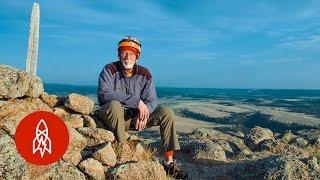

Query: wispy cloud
[277,34,320,50]
[1,0,320,88]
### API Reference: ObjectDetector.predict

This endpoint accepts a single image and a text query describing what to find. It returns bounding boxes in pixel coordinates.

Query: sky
[0,0,319,89]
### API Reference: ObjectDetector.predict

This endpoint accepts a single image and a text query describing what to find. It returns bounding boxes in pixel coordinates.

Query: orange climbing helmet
[118,36,141,58]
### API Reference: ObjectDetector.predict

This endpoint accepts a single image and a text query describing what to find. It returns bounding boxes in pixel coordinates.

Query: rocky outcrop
[83,114,97,129]
[190,142,227,164]
[53,106,72,118]
[188,128,251,156]
[0,132,28,179]
[63,114,84,129]
[244,126,274,151]
[93,143,117,166]
[0,97,51,135]
[30,160,86,179]
[64,93,94,114]
[62,127,87,166]
[110,161,167,180]
[280,130,297,143]
[0,65,165,180]
[39,92,65,108]
[77,127,115,146]
[78,158,105,180]
[1,65,320,179]
[0,65,44,99]
[231,155,319,179]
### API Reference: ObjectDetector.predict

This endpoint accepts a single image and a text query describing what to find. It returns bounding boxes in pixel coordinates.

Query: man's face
[119,50,137,69]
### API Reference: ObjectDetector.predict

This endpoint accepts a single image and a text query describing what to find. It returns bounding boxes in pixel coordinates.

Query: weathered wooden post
[26,2,40,76]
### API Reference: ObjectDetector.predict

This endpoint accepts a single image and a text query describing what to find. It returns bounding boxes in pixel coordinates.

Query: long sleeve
[140,78,158,114]
[97,67,140,108]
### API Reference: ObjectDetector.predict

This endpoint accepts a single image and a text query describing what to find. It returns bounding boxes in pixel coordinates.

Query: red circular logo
[15,111,69,165]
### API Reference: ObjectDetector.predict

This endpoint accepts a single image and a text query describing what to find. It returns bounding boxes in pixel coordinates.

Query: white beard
[122,60,136,69]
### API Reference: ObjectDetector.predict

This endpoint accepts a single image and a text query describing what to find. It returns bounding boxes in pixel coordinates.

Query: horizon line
[43,83,320,91]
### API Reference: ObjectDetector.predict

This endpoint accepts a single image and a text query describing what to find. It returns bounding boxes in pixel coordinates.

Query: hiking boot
[162,160,188,179]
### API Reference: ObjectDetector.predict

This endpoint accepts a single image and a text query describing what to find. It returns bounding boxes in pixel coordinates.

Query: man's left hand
[135,117,147,131]
[135,100,149,131]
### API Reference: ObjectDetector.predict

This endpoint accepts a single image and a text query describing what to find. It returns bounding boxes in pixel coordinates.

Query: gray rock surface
[93,143,117,166]
[0,98,51,135]
[63,127,87,166]
[64,93,94,114]
[244,126,274,150]
[0,132,28,179]
[0,65,43,99]
[78,158,105,180]
[110,161,166,180]
[77,127,115,146]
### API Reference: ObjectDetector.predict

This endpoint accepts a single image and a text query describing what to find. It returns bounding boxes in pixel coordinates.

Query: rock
[63,114,84,129]
[46,160,86,179]
[0,100,8,108]
[93,143,117,166]
[0,98,51,135]
[132,143,146,161]
[306,156,320,171]
[232,155,313,179]
[313,137,320,147]
[28,160,86,179]
[67,127,87,150]
[116,143,134,164]
[259,138,309,158]
[128,134,141,141]
[112,141,151,164]
[211,139,235,157]
[296,129,320,143]
[285,145,309,159]
[266,156,309,178]
[63,151,82,167]
[39,93,60,108]
[190,142,227,164]
[112,141,154,164]
[244,126,274,151]
[292,137,308,147]
[0,133,28,179]
[62,127,87,166]
[259,139,285,153]
[226,130,245,138]
[78,158,105,180]
[0,65,44,99]
[78,127,115,146]
[110,161,166,180]
[64,93,94,114]
[281,130,296,143]
[53,106,72,118]
[82,115,97,129]
[190,128,251,155]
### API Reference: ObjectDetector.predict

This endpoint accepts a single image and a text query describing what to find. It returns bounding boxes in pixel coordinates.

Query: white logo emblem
[32,119,52,158]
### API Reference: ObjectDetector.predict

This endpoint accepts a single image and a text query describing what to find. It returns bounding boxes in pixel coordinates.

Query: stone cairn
[0,65,167,180]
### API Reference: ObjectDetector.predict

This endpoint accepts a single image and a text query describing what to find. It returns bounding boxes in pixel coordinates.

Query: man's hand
[135,100,149,131]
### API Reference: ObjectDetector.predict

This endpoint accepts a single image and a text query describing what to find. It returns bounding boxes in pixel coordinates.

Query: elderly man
[98,36,187,179]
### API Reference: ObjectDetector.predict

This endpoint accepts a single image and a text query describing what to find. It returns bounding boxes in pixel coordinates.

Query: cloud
[28,0,215,50]
[277,34,320,50]
[181,52,216,61]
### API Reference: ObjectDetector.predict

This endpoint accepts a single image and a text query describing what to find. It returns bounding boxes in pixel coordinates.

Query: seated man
[98,36,187,179]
